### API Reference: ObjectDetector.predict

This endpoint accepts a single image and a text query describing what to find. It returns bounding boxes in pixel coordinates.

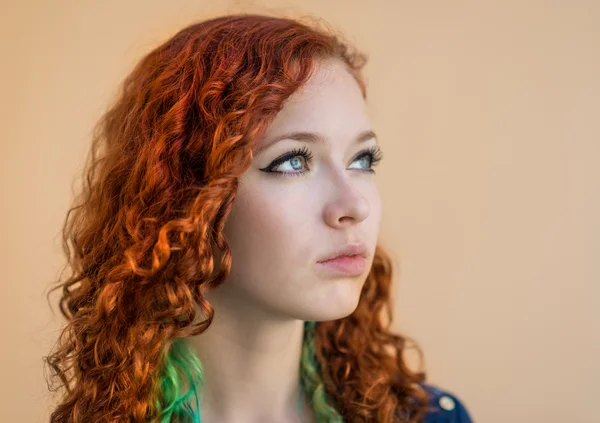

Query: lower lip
[316,255,367,276]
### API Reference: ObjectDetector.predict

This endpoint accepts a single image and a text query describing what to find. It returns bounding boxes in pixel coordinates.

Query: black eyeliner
[258,146,314,173]
[259,145,383,176]
[356,145,383,168]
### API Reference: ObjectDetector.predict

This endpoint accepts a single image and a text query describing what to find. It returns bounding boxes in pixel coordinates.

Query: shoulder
[418,383,475,423]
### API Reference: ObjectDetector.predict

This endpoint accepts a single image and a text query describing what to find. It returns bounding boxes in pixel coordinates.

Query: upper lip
[317,241,368,263]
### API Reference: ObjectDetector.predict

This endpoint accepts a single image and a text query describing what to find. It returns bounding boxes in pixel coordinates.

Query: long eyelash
[262,145,383,177]
[259,146,313,177]
[358,145,384,170]
[262,146,313,177]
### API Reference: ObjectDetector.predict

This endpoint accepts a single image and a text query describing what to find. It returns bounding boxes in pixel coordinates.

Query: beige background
[2,1,599,422]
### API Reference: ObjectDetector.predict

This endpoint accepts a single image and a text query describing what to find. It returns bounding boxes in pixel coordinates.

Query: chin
[298,295,361,322]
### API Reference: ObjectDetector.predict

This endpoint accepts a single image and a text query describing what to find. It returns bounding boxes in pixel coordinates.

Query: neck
[184,286,313,422]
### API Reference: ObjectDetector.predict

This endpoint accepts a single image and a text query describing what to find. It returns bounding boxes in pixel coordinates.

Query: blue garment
[420,384,474,423]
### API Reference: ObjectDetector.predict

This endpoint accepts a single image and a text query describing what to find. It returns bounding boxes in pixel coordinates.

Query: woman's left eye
[259,145,383,177]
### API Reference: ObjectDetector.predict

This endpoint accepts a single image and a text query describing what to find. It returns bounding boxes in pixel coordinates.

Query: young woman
[45,13,474,423]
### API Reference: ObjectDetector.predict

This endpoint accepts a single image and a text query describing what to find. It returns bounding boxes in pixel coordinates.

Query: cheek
[370,189,382,226]
[363,179,381,208]
[222,187,314,282]
[227,190,306,243]
[228,179,318,241]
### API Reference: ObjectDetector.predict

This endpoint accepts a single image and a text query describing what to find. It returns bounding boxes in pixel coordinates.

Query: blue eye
[259,145,383,178]
[350,146,383,171]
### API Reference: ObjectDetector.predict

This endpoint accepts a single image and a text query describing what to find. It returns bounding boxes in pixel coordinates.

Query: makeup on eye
[258,145,383,177]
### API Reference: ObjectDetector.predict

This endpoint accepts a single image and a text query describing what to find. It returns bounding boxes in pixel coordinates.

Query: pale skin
[185,58,383,423]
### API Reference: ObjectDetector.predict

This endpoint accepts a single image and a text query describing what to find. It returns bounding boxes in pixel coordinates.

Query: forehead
[258,59,372,146]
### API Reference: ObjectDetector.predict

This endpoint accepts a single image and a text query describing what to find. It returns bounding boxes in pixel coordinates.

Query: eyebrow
[254,129,378,155]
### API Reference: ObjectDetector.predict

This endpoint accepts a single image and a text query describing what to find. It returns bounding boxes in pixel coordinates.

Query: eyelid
[260,145,383,174]
[260,146,314,172]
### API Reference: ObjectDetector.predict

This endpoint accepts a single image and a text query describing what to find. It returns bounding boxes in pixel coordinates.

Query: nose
[322,170,371,228]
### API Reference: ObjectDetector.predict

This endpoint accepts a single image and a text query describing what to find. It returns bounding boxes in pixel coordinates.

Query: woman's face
[214,58,382,321]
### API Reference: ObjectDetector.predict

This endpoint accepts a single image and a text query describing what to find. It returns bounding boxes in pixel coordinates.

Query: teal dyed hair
[44,11,432,423]
[153,321,344,423]
[299,321,345,423]
[154,337,203,423]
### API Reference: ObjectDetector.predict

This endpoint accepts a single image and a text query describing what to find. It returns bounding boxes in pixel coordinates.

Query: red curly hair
[44,13,431,422]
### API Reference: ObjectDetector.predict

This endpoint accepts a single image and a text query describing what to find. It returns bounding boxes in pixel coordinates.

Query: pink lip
[317,242,368,263]
[316,254,367,276]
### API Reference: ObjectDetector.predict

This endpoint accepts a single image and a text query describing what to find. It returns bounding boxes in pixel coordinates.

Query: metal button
[439,395,456,411]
